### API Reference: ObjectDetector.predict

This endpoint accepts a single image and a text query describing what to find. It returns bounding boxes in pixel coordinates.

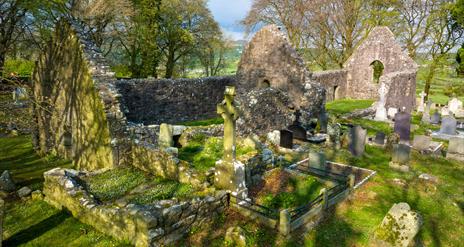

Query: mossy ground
[250,168,326,210]
[178,135,256,173]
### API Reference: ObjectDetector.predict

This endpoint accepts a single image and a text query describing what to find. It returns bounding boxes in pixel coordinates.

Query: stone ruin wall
[116,76,237,125]
[344,27,418,103]
[43,168,228,246]
[32,20,120,171]
[311,70,348,102]
[383,70,417,113]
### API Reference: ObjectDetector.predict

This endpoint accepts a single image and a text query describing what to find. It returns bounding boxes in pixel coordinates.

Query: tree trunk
[0,53,5,78]
[424,58,438,101]
[165,48,175,78]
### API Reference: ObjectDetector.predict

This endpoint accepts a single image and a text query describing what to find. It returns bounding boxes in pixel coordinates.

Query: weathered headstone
[374,83,389,121]
[288,110,306,140]
[387,108,398,120]
[448,98,463,114]
[159,123,174,148]
[348,126,367,157]
[318,111,329,133]
[373,202,422,247]
[308,150,326,170]
[417,91,427,112]
[394,112,411,142]
[374,132,386,145]
[215,86,247,196]
[430,111,441,125]
[439,115,457,135]
[441,106,450,116]
[280,130,293,149]
[327,122,341,149]
[421,101,432,123]
[0,170,15,192]
[446,137,464,162]
[412,135,432,151]
[390,144,411,172]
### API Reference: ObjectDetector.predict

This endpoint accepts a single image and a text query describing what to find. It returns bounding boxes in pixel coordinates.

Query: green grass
[179,135,256,173]
[1,135,129,246]
[82,167,147,202]
[178,117,224,126]
[257,175,326,210]
[128,178,194,204]
[3,199,130,247]
[326,99,374,116]
[0,135,72,190]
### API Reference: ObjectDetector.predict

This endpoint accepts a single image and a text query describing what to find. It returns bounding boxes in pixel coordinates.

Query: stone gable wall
[32,20,120,171]
[116,76,237,125]
[344,26,417,101]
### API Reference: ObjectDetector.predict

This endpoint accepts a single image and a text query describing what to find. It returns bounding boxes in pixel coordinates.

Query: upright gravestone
[421,101,432,124]
[446,137,464,162]
[388,107,398,120]
[288,110,307,141]
[318,111,329,133]
[215,86,247,197]
[394,111,412,142]
[280,130,293,149]
[159,123,174,148]
[374,132,386,145]
[430,111,441,125]
[374,83,389,121]
[441,106,450,116]
[417,91,427,112]
[327,122,341,150]
[412,135,432,151]
[349,126,367,157]
[439,115,457,135]
[390,144,411,172]
[308,150,326,170]
[448,98,463,114]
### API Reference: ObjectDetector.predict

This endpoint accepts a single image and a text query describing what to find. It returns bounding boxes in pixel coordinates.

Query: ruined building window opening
[370,60,384,84]
[259,79,271,88]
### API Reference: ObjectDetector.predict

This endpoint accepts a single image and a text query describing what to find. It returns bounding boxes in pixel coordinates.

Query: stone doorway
[334,86,340,100]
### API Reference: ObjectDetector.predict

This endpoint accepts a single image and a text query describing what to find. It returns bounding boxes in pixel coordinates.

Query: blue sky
[207,0,252,40]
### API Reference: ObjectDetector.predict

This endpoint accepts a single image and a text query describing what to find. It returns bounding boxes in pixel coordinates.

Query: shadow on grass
[3,210,70,246]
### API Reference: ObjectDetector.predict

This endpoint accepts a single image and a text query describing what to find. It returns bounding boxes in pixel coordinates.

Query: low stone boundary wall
[43,168,228,246]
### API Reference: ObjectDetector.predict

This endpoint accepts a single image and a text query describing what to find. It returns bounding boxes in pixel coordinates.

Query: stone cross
[215,86,247,197]
[417,91,427,112]
[375,83,389,121]
[217,86,239,163]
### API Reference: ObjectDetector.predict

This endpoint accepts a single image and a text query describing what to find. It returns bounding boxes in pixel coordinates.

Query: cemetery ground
[1,95,463,246]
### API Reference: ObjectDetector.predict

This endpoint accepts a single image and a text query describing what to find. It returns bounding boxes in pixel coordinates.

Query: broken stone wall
[43,168,228,246]
[311,70,348,102]
[32,21,118,171]
[116,76,237,125]
[383,70,417,113]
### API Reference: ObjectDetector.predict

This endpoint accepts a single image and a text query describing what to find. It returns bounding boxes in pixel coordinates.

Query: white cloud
[208,0,252,40]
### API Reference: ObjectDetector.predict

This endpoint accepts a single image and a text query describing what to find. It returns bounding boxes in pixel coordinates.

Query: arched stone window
[370,60,384,84]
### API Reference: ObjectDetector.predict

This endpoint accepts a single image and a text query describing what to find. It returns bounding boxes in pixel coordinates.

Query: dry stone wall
[311,70,348,102]
[116,76,237,125]
[43,168,228,247]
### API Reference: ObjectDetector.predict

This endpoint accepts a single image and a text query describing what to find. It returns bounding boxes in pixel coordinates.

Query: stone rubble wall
[311,70,348,102]
[43,168,228,247]
[115,76,237,125]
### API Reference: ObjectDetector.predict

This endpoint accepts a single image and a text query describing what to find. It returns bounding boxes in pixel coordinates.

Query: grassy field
[0,135,130,246]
